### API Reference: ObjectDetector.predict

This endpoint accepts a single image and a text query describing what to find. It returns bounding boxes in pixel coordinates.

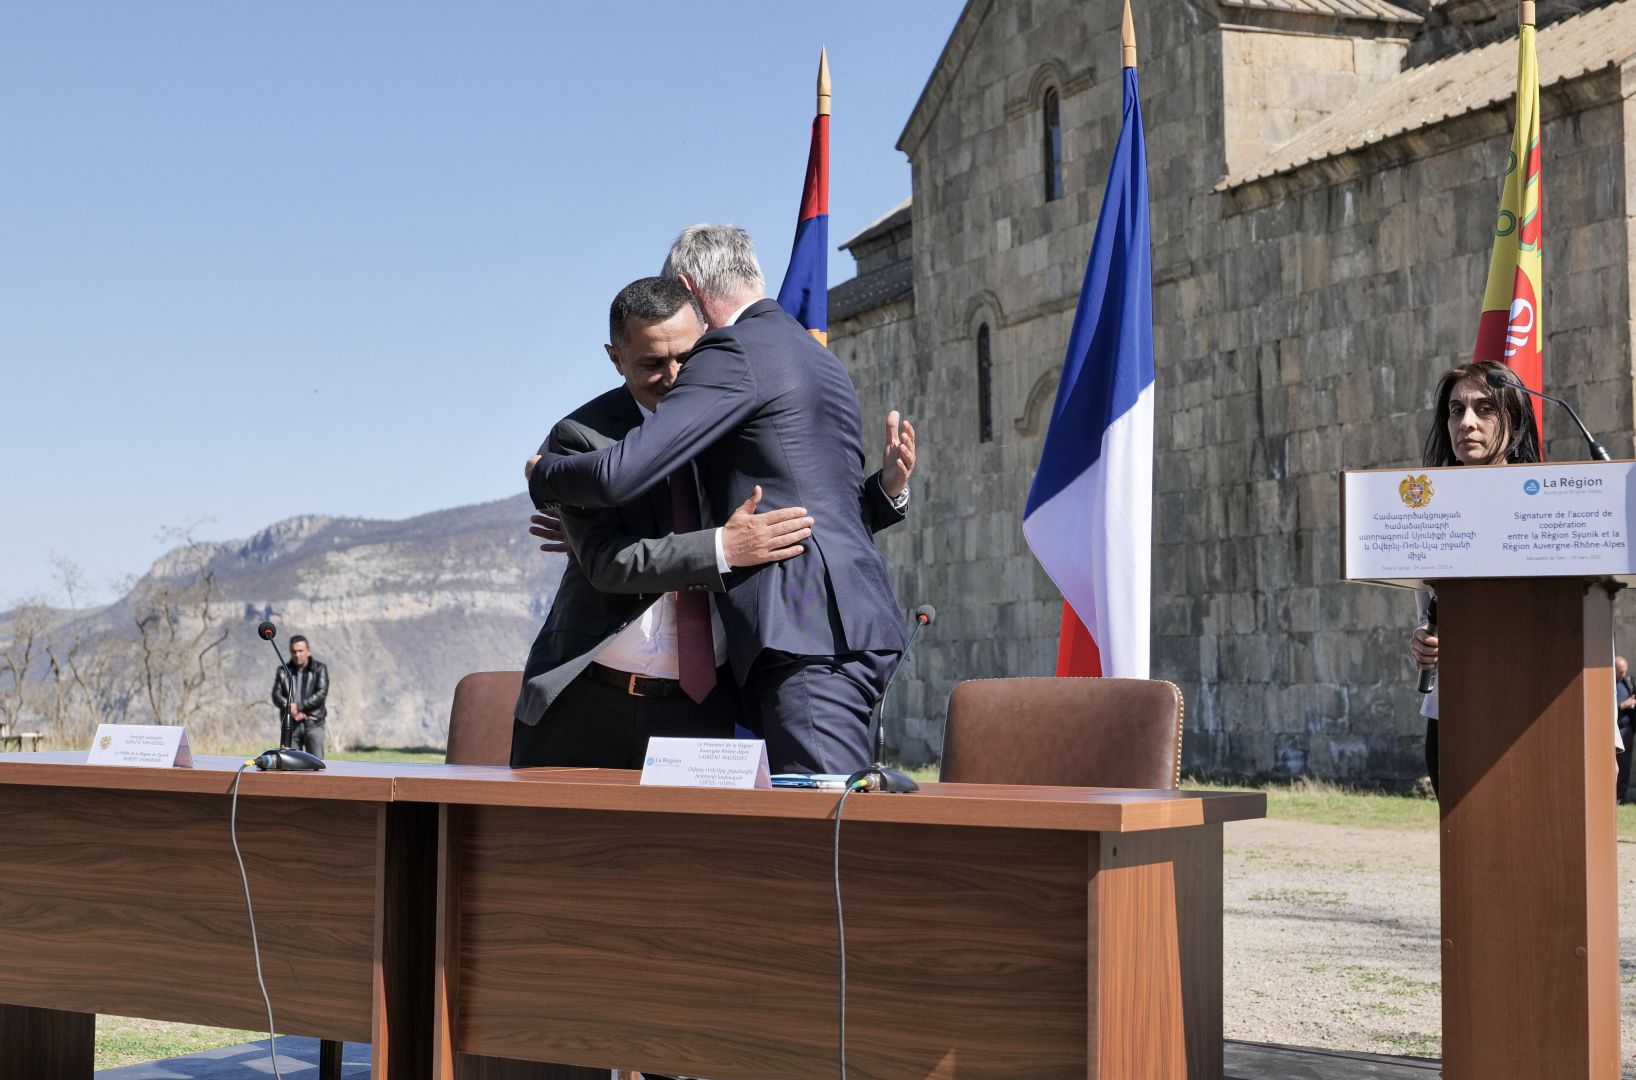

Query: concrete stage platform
[97,1037,1443,1078]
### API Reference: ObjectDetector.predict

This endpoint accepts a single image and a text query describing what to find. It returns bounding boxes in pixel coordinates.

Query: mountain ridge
[2,491,563,750]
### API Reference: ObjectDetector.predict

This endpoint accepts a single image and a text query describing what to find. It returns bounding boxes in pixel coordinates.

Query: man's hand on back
[529,510,570,553]
[722,486,813,568]
[880,410,916,499]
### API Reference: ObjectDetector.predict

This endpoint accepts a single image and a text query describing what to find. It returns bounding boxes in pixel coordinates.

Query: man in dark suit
[513,275,914,772]
[532,226,915,774]
[512,277,817,769]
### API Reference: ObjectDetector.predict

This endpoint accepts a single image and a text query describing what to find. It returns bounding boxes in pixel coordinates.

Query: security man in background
[271,634,330,759]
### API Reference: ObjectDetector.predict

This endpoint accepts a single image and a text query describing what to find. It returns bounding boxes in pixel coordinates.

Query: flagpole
[818,45,831,116]
[1122,0,1137,68]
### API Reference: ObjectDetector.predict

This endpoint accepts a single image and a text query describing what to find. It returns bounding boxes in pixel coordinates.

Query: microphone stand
[848,608,934,794]
[270,638,296,751]
[1488,371,1611,461]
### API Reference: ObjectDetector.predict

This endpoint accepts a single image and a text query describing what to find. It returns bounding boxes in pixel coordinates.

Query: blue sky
[0,1,959,605]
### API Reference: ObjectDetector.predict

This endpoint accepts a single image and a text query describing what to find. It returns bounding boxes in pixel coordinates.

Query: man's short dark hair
[609,276,703,346]
[289,635,309,648]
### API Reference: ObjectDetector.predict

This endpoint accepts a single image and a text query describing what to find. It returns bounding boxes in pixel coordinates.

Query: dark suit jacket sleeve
[861,469,908,534]
[550,418,726,595]
[528,432,556,510]
[532,339,759,508]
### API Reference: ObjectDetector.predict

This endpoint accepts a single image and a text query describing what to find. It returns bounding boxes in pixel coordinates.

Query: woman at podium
[1409,360,1541,795]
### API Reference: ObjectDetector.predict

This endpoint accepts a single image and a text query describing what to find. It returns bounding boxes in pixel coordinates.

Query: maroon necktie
[669,466,717,704]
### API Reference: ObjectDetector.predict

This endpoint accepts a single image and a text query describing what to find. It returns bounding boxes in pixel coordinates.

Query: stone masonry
[829,0,1636,780]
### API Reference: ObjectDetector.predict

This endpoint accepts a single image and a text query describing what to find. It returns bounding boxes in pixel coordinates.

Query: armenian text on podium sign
[1342,461,1636,588]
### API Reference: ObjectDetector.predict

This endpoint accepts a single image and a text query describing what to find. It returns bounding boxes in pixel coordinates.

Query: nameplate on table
[640,737,771,789]
[87,724,194,769]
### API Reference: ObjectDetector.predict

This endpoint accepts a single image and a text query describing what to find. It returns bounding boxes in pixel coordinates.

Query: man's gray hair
[661,224,765,301]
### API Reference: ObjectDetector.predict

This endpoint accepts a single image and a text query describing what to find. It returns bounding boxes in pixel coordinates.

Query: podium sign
[1343,460,1636,587]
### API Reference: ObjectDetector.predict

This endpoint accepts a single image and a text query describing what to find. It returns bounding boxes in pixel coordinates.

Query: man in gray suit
[531,227,916,773]
[513,275,913,770]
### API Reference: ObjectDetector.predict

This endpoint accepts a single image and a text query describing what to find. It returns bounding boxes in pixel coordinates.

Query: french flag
[1022,64,1154,680]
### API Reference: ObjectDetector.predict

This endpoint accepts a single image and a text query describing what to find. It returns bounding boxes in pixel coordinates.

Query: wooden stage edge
[93,1038,1445,1078]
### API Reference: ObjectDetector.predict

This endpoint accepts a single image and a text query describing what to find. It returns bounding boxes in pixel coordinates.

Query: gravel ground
[1222,818,1636,1073]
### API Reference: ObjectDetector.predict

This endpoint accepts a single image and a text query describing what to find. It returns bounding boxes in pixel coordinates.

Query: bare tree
[40,557,129,746]
[126,532,231,728]
[0,602,51,740]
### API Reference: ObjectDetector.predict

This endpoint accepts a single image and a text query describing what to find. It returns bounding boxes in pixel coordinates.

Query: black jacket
[271,658,329,723]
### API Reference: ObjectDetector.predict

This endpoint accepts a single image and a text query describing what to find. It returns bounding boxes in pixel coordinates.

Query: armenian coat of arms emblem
[1399,474,1434,508]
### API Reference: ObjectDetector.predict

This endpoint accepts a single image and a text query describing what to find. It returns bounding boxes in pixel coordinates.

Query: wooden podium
[1343,461,1630,1079]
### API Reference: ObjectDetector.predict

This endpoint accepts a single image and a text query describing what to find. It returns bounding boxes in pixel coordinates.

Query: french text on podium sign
[1343,461,1636,586]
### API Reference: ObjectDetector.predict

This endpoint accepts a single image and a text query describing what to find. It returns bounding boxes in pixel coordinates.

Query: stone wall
[832,0,1635,779]
[1176,69,1633,778]
[1219,22,1408,178]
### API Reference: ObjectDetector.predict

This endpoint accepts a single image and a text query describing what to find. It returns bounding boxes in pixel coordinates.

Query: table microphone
[253,621,325,772]
[1483,368,1611,461]
[252,747,325,771]
[848,604,936,794]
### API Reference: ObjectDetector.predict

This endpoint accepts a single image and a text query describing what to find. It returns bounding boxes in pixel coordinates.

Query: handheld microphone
[1416,597,1437,695]
[1484,368,1611,461]
[255,621,298,754]
[849,604,936,794]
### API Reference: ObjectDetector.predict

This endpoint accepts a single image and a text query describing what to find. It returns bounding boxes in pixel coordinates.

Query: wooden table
[396,767,1265,1080]
[0,756,1262,1080]
[0,754,439,1080]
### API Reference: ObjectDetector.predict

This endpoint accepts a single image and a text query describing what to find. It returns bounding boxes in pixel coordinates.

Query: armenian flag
[776,48,830,344]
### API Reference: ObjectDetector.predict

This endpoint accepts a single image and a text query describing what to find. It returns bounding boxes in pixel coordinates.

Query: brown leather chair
[444,671,524,766]
[938,677,1184,789]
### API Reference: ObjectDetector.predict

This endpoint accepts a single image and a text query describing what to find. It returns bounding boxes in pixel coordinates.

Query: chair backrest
[445,671,525,766]
[938,677,1183,789]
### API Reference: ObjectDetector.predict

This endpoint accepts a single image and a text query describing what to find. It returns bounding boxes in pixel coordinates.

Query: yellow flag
[1472,15,1543,436]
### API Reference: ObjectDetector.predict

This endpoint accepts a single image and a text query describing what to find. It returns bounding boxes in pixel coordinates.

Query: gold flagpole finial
[1122,0,1138,68]
[817,47,832,116]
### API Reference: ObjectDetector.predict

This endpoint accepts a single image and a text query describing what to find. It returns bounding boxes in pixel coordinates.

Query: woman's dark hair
[1422,359,1541,467]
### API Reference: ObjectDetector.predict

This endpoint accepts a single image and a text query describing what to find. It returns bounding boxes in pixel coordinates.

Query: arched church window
[1042,88,1063,202]
[977,323,994,443]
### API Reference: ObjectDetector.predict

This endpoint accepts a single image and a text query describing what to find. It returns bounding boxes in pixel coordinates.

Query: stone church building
[829,0,1636,779]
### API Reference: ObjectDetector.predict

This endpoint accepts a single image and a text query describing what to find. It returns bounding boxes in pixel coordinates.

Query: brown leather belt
[586,662,685,699]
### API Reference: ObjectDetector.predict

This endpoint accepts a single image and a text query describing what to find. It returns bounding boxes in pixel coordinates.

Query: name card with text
[87,724,194,769]
[1343,461,1636,587]
[640,737,771,789]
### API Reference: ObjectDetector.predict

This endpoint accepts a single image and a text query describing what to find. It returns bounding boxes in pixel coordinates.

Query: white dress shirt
[592,400,727,678]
